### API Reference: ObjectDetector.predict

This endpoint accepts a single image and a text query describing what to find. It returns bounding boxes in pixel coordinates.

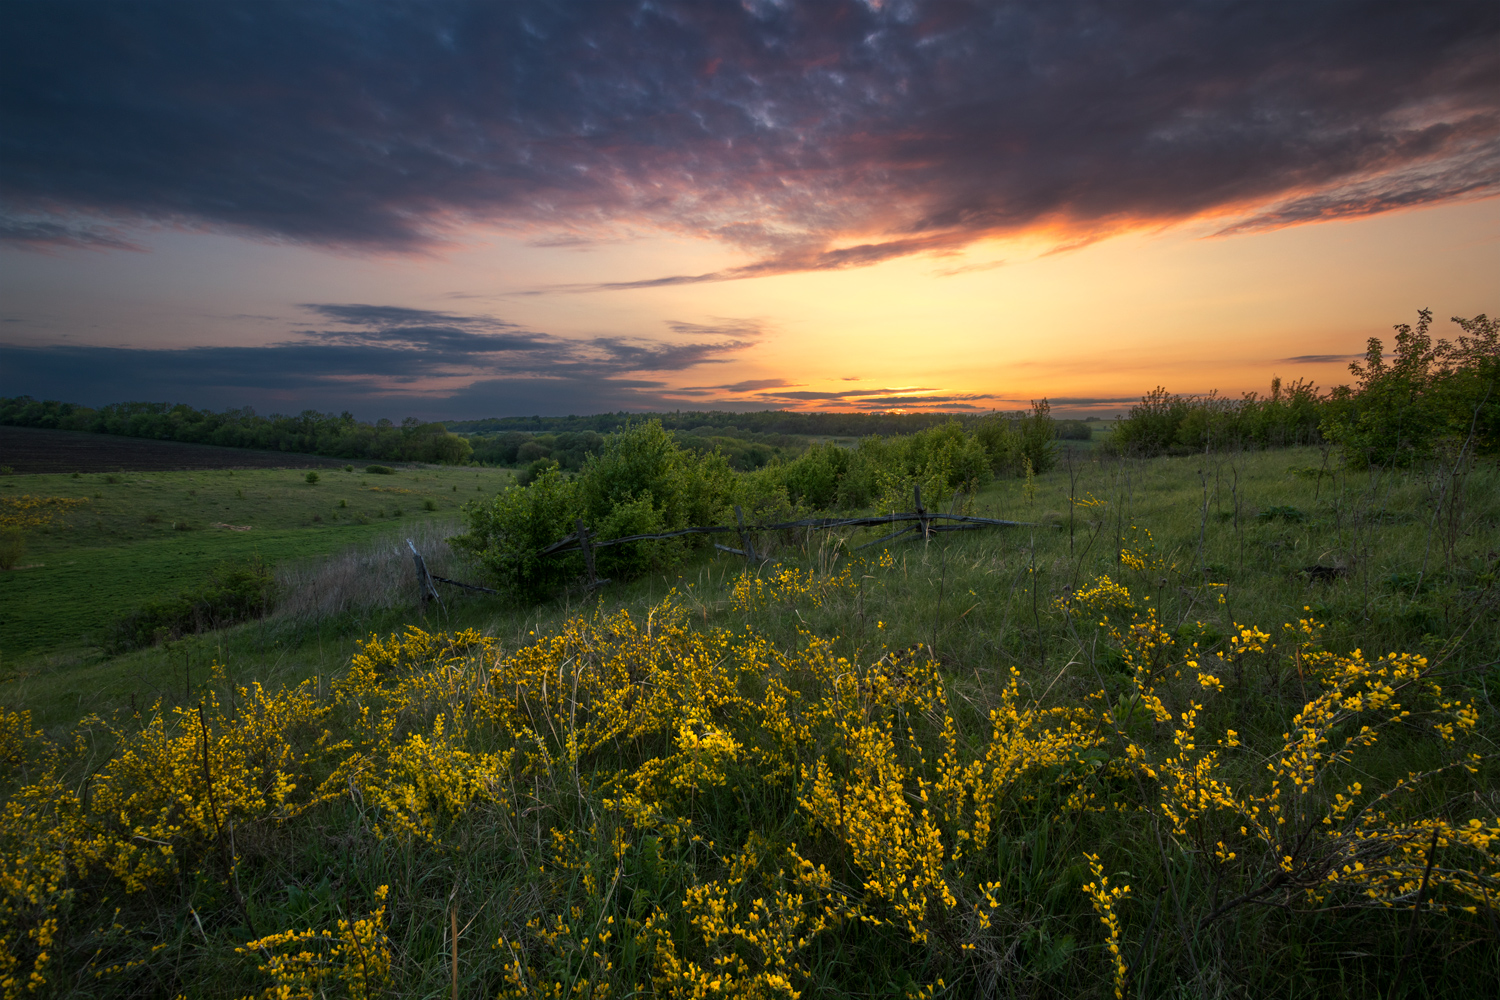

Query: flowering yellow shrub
[1,565,1495,997]
[237,885,391,1000]
[729,563,857,612]
[1066,573,1500,993]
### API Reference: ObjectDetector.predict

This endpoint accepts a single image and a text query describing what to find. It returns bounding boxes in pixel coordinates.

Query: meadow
[1,437,1496,998]
[0,462,513,668]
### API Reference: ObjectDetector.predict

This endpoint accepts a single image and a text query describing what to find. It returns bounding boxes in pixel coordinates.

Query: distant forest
[0,396,1100,472]
[446,410,998,437]
[0,397,474,464]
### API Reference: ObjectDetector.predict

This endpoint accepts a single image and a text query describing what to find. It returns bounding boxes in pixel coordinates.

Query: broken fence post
[914,483,931,541]
[734,505,757,563]
[407,538,443,611]
[576,518,598,587]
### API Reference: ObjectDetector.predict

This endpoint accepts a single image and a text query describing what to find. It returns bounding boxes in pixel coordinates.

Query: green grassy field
[2,444,1496,997]
[0,464,513,662]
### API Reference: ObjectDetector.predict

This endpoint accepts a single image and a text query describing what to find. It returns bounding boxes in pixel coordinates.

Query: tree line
[1108,310,1497,466]
[0,398,474,464]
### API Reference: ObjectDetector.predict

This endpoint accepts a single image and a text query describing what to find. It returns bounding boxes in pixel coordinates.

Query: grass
[0,464,512,662]
[2,444,1497,997]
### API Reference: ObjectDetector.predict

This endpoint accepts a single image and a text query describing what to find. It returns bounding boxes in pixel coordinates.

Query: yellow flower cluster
[1117,525,1173,575]
[1069,574,1500,934]
[0,495,89,529]
[237,885,391,1000]
[729,563,857,612]
[1081,853,1130,999]
[1055,573,1134,616]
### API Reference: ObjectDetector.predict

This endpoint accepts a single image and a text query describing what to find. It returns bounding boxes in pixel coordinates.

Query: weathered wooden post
[735,505,757,562]
[407,538,442,610]
[576,518,597,588]
[914,483,931,541]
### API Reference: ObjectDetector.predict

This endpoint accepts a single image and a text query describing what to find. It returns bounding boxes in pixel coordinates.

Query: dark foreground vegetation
[1,310,1496,998]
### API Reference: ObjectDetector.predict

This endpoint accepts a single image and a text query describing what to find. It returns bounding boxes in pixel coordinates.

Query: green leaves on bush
[1322,310,1499,468]
[365,465,394,475]
[107,557,276,652]
[457,421,739,599]
[0,527,25,571]
[1105,312,1498,464]
[458,409,1061,600]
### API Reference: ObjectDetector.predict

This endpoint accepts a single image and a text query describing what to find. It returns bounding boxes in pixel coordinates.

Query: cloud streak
[2,0,1496,281]
[0,304,773,417]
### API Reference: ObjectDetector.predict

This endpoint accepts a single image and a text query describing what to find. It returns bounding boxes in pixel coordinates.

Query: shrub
[1054,419,1093,441]
[458,421,737,598]
[305,471,320,484]
[1110,380,1328,455]
[774,443,851,509]
[974,400,1057,474]
[1322,310,1499,468]
[366,465,395,475]
[422,498,437,511]
[516,456,559,487]
[107,557,277,651]
[0,527,24,570]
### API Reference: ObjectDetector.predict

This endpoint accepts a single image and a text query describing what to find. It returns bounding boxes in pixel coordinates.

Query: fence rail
[414,484,1050,599]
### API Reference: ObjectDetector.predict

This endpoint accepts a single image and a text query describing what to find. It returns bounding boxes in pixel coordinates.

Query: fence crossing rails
[409,486,1051,604]
[539,489,1047,560]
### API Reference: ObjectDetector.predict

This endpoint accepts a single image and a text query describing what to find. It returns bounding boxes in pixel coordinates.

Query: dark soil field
[0,425,350,473]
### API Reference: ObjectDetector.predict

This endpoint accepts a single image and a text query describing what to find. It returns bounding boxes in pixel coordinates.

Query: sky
[2,0,1498,420]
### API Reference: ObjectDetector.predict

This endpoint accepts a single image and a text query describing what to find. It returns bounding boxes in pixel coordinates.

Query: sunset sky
[2,1,1497,419]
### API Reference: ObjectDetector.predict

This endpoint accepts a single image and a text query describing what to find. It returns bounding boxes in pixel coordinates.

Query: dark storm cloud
[0,304,765,416]
[3,1,1497,275]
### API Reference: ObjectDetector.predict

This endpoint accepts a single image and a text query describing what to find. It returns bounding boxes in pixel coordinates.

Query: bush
[974,400,1057,474]
[107,557,276,651]
[0,527,24,570]
[305,471,320,484]
[366,465,395,475]
[1322,310,1499,468]
[1054,419,1093,441]
[458,421,739,599]
[516,457,559,487]
[1110,379,1327,456]
[770,443,851,509]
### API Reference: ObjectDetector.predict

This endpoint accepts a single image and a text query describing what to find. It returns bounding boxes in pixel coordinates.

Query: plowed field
[0,425,348,473]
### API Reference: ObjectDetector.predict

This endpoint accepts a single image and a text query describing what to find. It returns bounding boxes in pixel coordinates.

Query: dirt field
[0,426,351,473]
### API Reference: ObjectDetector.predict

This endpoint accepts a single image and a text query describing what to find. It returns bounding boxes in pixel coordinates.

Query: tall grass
[2,444,1496,997]
[273,518,473,622]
